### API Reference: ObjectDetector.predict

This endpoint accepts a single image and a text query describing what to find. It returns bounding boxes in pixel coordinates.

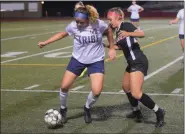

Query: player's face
[107,15,119,28]
[132,1,136,4]
[75,18,89,28]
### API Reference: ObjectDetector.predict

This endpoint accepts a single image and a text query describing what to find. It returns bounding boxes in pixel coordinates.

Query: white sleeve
[128,5,132,10]
[99,20,108,34]
[65,22,75,36]
[176,10,181,19]
[137,5,142,9]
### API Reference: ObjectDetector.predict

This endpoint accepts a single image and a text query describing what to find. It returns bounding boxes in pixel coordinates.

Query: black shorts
[126,54,148,76]
[179,34,184,39]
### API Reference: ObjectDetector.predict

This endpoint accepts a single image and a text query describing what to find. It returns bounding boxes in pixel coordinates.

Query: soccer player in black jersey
[106,7,165,128]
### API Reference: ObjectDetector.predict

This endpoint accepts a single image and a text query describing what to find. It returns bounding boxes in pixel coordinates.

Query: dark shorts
[66,57,104,76]
[130,18,140,22]
[126,54,148,76]
[179,34,184,39]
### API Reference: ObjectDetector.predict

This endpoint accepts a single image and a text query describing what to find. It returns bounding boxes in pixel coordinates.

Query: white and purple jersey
[177,9,184,35]
[66,19,108,64]
[128,4,142,19]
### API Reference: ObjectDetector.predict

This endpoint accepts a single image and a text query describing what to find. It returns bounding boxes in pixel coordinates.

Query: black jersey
[116,22,142,62]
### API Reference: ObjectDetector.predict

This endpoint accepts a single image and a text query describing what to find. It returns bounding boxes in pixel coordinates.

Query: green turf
[1,19,184,134]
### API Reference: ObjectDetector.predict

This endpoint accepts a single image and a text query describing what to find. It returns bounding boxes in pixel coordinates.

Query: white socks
[153,104,159,112]
[85,91,99,109]
[60,90,99,109]
[60,89,68,109]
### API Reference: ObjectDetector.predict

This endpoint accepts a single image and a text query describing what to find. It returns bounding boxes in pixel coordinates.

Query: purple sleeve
[66,22,75,36]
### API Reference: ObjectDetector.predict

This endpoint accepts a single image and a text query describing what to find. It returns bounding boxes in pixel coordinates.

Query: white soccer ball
[44,109,62,128]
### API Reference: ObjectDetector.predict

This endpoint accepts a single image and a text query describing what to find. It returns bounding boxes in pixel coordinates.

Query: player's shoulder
[70,21,76,26]
[119,22,132,30]
[177,9,184,17]
[122,22,133,26]
[129,5,134,8]
[96,19,106,24]
[95,19,108,27]
[179,9,184,13]
[136,4,141,8]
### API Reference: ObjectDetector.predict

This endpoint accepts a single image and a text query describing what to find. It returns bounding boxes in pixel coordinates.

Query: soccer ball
[44,109,62,128]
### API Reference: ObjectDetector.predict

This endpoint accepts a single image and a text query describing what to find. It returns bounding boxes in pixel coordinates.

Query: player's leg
[130,71,165,127]
[179,35,184,51]
[122,70,143,122]
[179,35,184,63]
[136,19,140,30]
[59,57,85,123]
[84,60,104,123]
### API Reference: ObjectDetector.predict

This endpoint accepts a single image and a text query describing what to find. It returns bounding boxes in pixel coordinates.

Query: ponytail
[85,5,99,23]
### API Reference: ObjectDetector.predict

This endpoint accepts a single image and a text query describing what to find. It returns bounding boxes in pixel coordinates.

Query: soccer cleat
[84,106,92,124]
[126,110,143,122]
[60,107,68,124]
[155,108,165,128]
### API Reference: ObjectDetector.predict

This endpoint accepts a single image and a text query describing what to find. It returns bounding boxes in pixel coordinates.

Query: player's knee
[60,86,69,93]
[92,89,102,97]
[131,91,143,100]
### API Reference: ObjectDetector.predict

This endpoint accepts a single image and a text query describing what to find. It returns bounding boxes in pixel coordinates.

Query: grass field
[1,19,184,134]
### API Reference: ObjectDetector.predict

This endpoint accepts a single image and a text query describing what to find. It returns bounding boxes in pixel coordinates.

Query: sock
[59,89,68,109]
[126,92,140,111]
[139,93,159,112]
[85,91,99,109]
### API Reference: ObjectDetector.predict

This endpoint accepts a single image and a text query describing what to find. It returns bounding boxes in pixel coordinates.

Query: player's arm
[118,29,144,38]
[103,43,121,50]
[118,23,144,38]
[127,29,144,37]
[169,18,179,25]
[127,6,131,12]
[104,26,117,60]
[139,7,144,12]
[169,10,181,25]
[38,32,69,48]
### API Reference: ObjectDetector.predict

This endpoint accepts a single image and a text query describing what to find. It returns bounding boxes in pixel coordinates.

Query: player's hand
[118,30,129,39]
[169,21,173,25]
[38,41,47,48]
[108,48,116,61]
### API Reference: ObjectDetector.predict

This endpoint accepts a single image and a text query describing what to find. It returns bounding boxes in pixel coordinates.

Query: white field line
[144,56,183,80]
[1,26,178,64]
[143,25,177,31]
[24,84,40,90]
[1,24,65,32]
[119,56,183,92]
[1,46,72,64]
[1,24,175,41]
[171,88,182,94]
[0,89,183,97]
[1,30,62,41]
[71,85,85,91]
[1,35,109,64]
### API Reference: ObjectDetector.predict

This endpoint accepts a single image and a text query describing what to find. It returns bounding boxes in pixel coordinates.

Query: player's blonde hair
[74,1,84,11]
[85,5,99,23]
[108,7,124,20]
[75,4,99,24]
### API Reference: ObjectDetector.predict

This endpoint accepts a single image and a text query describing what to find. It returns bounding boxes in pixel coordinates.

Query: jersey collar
[116,21,124,32]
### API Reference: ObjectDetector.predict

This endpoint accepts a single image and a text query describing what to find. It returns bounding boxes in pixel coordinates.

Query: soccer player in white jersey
[169,8,184,54]
[38,5,116,124]
[127,0,144,29]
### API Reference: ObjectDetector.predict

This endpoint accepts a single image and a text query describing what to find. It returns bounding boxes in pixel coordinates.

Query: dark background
[42,1,147,17]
